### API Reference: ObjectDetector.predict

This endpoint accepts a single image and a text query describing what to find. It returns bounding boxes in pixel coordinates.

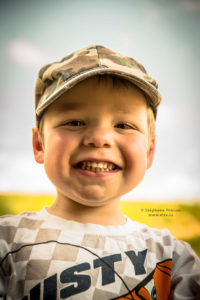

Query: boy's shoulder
[0,211,198,270]
[0,210,44,228]
[0,210,192,256]
[127,218,176,245]
[0,210,177,242]
[0,210,45,243]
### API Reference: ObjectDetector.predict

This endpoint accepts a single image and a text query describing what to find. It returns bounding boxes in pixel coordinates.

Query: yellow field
[0,194,199,256]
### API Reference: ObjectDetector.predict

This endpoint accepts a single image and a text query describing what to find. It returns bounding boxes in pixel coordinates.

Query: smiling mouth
[76,161,119,173]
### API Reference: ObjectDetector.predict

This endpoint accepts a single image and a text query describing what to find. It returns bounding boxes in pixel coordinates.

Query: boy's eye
[115,123,135,130]
[63,120,85,127]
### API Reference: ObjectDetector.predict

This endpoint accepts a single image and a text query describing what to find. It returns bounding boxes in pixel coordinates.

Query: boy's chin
[59,189,121,208]
[71,194,118,207]
[73,185,123,205]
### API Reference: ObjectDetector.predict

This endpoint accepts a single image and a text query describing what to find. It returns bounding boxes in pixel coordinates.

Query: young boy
[0,45,199,300]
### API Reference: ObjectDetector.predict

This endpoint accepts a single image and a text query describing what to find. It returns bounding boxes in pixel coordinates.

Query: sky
[0,0,200,201]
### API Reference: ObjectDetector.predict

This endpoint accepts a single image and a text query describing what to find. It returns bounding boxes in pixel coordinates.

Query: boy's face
[33,76,155,207]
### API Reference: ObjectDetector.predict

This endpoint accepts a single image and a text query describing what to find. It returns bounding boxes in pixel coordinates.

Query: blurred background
[0,0,199,253]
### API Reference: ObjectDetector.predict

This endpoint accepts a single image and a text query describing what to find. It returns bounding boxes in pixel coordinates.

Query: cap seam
[95,45,102,68]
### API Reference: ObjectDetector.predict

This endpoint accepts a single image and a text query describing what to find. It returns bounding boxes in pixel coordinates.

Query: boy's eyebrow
[114,104,134,114]
[54,101,85,112]
[54,101,138,114]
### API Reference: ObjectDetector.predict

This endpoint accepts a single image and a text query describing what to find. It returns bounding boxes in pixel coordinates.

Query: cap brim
[36,67,161,117]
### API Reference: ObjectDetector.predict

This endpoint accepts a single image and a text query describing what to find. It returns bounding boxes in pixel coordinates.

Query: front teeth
[80,161,116,172]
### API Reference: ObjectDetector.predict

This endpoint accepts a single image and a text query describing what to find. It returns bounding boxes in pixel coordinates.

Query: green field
[0,193,199,256]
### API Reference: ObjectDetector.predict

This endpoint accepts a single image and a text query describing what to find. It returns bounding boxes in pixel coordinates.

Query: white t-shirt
[0,208,199,300]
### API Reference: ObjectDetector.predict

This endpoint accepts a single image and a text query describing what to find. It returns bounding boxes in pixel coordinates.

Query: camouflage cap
[35,45,162,125]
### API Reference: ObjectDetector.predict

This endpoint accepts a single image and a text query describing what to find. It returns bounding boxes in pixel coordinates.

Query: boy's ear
[32,128,44,164]
[147,137,156,169]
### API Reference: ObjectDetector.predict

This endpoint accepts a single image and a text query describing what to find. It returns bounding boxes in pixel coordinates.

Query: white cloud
[117,33,137,52]
[164,172,200,198]
[156,104,175,132]
[7,39,51,68]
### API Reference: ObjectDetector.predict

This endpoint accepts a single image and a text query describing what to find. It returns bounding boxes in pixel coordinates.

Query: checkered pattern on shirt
[0,210,185,300]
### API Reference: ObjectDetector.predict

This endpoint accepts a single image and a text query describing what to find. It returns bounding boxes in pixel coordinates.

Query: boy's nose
[83,127,114,148]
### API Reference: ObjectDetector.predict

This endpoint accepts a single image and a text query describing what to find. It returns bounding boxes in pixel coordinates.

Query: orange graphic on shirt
[114,259,172,300]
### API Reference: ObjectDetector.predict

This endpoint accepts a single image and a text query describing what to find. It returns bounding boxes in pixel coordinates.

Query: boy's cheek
[121,135,148,156]
[45,131,74,149]
[43,132,78,168]
[120,136,149,171]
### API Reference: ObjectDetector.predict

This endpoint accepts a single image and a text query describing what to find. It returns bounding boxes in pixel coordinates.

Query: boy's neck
[47,195,126,226]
